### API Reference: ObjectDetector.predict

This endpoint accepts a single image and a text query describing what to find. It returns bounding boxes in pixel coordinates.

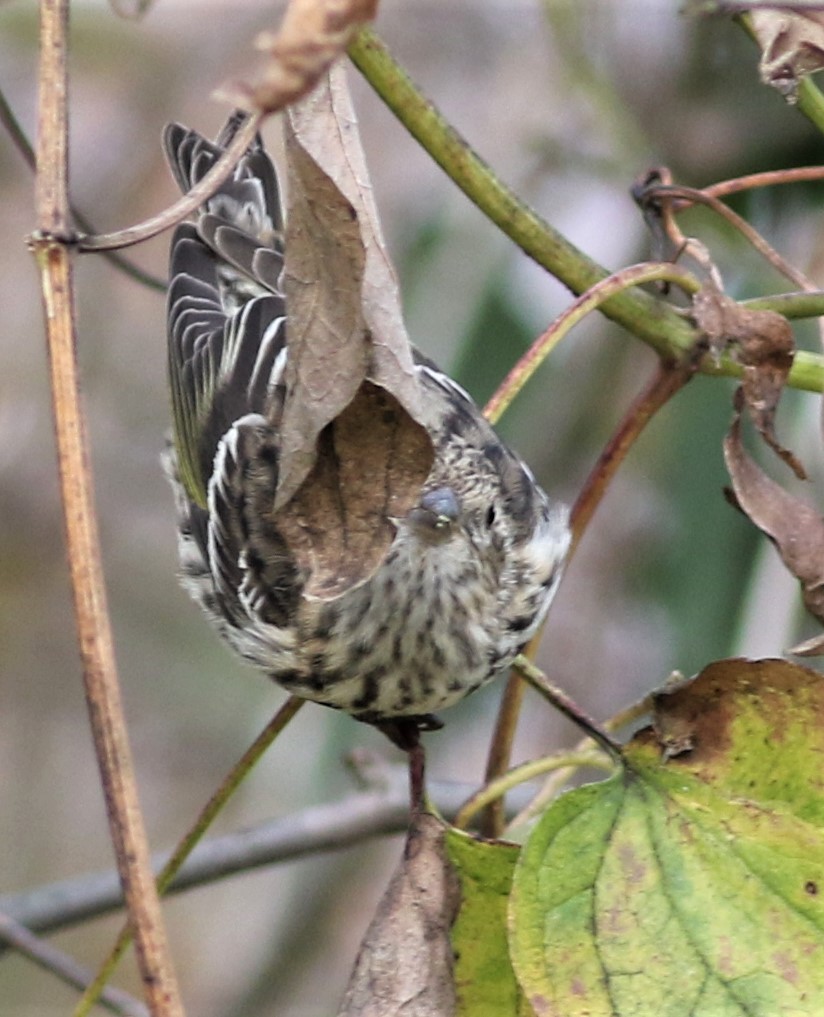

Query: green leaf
[446,828,535,1017]
[509,658,824,1017]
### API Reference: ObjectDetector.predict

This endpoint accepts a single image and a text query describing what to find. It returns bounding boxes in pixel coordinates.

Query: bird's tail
[163,113,284,303]
[163,115,287,509]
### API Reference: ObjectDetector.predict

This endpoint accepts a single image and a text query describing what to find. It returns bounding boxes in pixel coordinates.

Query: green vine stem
[347,28,824,394]
[73,697,304,1017]
[453,749,614,832]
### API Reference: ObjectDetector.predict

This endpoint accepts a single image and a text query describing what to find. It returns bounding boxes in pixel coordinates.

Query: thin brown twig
[483,262,701,426]
[31,2,183,1014]
[473,365,692,833]
[475,265,700,837]
[0,912,148,1017]
[0,84,165,291]
[474,365,693,825]
[78,1,381,256]
[641,181,818,293]
[702,165,824,201]
[76,112,263,252]
[571,360,694,552]
[478,664,527,839]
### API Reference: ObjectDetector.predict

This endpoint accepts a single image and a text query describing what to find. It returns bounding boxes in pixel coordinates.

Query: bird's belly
[281,541,529,720]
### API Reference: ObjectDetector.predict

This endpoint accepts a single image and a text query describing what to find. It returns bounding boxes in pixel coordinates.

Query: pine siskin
[163,115,570,746]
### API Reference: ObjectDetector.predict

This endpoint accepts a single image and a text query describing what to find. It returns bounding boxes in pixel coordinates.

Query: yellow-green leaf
[447,828,535,1017]
[510,658,824,1017]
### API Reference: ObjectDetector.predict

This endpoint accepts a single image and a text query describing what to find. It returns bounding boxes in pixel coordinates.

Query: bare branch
[0,780,529,941]
[0,912,148,1017]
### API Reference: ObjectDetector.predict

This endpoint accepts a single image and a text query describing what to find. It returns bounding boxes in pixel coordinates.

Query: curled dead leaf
[724,406,824,651]
[219,0,377,113]
[276,382,432,599]
[751,9,824,100]
[278,131,369,505]
[273,64,433,591]
[338,812,460,1017]
[693,284,804,478]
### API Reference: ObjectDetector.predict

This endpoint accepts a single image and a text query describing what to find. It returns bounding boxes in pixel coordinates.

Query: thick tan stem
[33,2,184,1013]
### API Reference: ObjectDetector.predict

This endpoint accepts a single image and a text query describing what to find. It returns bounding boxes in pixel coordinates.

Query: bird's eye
[485,505,496,527]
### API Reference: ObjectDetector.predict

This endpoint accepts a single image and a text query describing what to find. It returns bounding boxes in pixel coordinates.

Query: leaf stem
[505,696,652,832]
[453,750,613,832]
[513,657,623,760]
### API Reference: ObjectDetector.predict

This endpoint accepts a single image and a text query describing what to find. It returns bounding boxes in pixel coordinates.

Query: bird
[162,113,571,751]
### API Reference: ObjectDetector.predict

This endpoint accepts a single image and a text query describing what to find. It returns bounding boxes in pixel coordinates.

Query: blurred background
[1,0,823,1013]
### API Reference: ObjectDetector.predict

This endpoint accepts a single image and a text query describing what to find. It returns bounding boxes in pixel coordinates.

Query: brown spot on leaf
[772,950,800,987]
[645,659,824,784]
[618,842,647,886]
[649,665,735,765]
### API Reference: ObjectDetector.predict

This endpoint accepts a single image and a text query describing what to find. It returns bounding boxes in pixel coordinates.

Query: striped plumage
[163,115,570,742]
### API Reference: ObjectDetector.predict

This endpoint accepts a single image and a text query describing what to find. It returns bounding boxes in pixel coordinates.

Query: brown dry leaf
[693,284,805,478]
[275,383,431,599]
[751,9,824,99]
[338,812,460,1017]
[724,405,824,652]
[274,63,433,592]
[220,0,377,112]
